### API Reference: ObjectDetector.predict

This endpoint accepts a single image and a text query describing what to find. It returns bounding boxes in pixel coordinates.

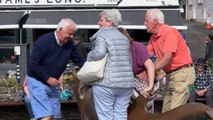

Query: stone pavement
[183,20,213,60]
[0,101,163,120]
[0,104,81,120]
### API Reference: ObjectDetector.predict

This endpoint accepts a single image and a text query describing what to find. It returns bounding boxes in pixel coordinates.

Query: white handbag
[76,54,107,83]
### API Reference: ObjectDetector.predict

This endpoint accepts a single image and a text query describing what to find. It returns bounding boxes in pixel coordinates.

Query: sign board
[14,46,21,55]
[119,0,179,6]
[0,0,116,5]
[0,0,179,6]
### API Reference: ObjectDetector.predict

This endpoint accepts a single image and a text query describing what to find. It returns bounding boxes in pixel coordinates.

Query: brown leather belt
[167,64,193,74]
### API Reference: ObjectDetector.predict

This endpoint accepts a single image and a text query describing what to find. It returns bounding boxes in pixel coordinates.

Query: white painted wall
[185,0,213,23]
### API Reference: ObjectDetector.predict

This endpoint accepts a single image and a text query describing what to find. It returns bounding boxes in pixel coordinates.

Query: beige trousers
[162,67,195,113]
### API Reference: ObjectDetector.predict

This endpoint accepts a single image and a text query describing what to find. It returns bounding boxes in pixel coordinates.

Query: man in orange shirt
[145,9,196,112]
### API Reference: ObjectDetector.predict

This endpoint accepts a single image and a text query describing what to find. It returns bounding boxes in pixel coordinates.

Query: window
[188,0,193,6]
[0,29,16,44]
[0,48,18,64]
[198,0,203,5]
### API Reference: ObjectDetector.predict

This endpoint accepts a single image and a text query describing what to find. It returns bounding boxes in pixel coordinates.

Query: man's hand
[47,77,59,87]
[196,90,205,97]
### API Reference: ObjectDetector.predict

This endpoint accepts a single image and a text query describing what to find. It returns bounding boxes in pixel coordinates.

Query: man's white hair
[57,18,78,31]
[99,9,122,27]
[147,9,165,24]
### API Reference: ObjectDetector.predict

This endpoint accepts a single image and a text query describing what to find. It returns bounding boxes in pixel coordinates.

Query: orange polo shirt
[147,24,192,73]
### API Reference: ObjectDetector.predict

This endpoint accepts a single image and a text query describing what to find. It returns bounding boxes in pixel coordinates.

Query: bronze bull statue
[67,70,213,120]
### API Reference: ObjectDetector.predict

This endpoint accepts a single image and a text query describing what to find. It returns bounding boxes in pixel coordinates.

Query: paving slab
[183,20,213,60]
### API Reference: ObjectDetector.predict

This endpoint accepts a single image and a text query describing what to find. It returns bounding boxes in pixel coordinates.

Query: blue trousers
[92,85,132,120]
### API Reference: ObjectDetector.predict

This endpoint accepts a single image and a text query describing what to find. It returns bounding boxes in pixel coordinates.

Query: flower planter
[0,86,24,102]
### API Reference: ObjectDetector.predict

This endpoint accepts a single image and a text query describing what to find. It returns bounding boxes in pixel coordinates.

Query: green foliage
[0,76,20,87]
[63,72,74,85]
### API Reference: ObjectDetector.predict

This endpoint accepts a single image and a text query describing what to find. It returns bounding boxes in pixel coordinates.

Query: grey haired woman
[87,9,135,120]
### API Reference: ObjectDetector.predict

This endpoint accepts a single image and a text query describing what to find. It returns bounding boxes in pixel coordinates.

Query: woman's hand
[140,88,149,98]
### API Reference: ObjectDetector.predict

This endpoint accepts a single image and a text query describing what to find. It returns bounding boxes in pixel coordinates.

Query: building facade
[185,0,213,25]
[0,0,185,83]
